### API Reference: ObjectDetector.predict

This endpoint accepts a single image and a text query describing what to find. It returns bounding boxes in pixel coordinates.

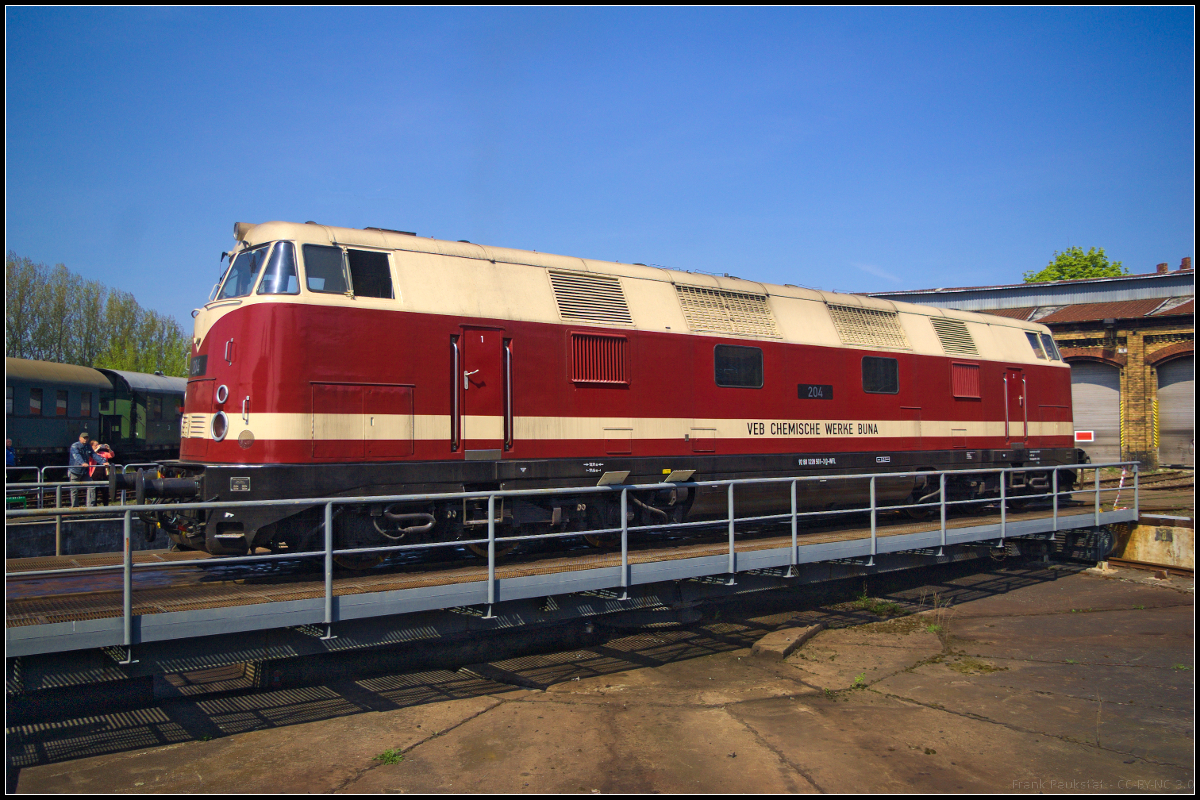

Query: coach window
[81,392,91,418]
[217,244,271,300]
[862,356,899,394]
[715,345,763,388]
[6,386,12,415]
[302,245,349,294]
[30,388,43,416]
[346,249,394,299]
[258,241,300,295]
[56,390,67,416]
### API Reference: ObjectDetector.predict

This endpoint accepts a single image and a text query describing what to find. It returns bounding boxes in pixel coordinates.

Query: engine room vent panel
[548,271,634,327]
[572,333,628,384]
[826,304,910,350]
[930,316,979,356]
[675,285,781,338]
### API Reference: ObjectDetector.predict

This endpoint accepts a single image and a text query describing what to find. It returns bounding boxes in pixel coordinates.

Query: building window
[862,357,899,394]
[951,362,981,399]
[30,388,42,416]
[715,345,763,388]
[81,392,91,418]
[572,333,628,384]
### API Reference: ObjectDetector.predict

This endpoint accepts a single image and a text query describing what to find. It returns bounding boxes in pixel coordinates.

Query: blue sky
[6,7,1194,327]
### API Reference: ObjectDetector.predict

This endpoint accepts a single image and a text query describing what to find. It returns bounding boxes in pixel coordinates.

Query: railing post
[55,485,63,557]
[321,502,336,640]
[1052,468,1059,532]
[938,472,946,556]
[726,483,736,585]
[1000,469,1007,542]
[868,476,876,566]
[1094,466,1101,528]
[1132,462,1139,515]
[484,494,497,618]
[789,479,798,576]
[619,487,629,599]
[119,508,136,664]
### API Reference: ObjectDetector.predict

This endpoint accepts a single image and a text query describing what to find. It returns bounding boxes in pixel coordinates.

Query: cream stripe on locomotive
[183,412,1072,442]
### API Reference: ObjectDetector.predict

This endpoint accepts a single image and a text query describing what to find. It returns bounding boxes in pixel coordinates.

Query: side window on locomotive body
[303,244,349,294]
[346,249,394,299]
[217,244,271,300]
[862,356,899,394]
[258,241,300,295]
[714,345,763,388]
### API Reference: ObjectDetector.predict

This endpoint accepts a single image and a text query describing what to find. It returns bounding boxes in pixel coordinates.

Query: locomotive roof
[207,221,1066,367]
[5,357,112,390]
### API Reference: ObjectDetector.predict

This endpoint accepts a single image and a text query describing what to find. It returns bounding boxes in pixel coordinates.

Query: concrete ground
[9,560,1194,794]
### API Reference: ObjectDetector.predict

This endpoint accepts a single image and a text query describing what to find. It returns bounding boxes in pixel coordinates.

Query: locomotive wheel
[333,553,385,570]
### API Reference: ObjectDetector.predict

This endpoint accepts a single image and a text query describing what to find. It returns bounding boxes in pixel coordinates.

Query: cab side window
[862,356,899,394]
[303,245,348,294]
[346,250,394,299]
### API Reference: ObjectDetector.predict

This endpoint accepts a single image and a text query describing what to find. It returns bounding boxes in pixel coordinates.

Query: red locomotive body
[149,221,1080,557]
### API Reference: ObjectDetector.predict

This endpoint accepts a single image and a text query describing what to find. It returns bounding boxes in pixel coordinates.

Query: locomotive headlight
[215,384,229,404]
[211,411,229,442]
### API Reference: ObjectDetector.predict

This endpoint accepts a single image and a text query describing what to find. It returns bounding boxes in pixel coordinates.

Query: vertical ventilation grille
[931,317,979,356]
[548,271,633,326]
[572,333,628,384]
[675,285,780,338]
[951,363,981,398]
[826,304,910,349]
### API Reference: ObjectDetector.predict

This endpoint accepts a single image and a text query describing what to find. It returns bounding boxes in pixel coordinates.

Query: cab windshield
[216,244,271,300]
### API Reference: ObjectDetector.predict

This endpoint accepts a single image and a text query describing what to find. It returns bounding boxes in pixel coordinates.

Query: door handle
[463,369,479,390]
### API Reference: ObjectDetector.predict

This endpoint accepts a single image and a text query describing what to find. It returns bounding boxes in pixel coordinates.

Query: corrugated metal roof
[1152,298,1194,317]
[5,358,111,390]
[978,307,1036,321]
[97,369,187,394]
[1034,298,1169,324]
[866,270,1194,311]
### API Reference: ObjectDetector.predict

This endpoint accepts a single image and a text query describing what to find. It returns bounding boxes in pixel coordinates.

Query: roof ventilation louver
[826,304,911,350]
[548,270,634,326]
[675,285,781,338]
[930,316,979,356]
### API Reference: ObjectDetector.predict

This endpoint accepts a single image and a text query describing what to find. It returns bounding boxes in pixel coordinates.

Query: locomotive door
[1004,368,1027,443]
[459,328,508,457]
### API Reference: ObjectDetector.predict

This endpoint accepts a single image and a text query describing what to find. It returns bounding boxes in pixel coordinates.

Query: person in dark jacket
[68,432,97,507]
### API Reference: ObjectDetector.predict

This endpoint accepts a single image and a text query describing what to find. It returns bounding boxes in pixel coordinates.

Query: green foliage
[1024,247,1127,283]
[373,748,404,764]
[5,251,190,376]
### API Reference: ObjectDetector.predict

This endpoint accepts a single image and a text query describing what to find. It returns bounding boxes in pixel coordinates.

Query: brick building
[868,258,1194,469]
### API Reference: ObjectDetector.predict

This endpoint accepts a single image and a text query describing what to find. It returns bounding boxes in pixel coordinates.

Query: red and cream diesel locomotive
[132,220,1082,558]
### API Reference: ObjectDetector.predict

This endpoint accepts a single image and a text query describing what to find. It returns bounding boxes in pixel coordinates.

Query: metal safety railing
[5,463,159,510]
[6,461,1140,662]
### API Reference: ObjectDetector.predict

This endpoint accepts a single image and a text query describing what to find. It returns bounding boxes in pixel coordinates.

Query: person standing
[68,432,96,507]
[90,441,114,505]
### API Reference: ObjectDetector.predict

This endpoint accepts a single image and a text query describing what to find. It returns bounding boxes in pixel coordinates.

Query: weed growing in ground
[374,749,404,765]
[852,672,866,687]
[848,589,908,618]
[1065,659,1079,665]
[1173,664,1191,671]
[946,658,1007,675]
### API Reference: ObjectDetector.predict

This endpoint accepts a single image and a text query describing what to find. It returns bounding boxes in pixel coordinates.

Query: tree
[1024,247,1127,283]
[4,251,191,376]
